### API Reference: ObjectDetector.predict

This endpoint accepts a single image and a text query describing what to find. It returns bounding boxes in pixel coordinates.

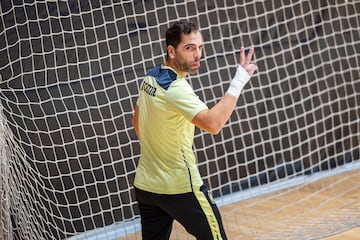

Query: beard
[176,60,199,75]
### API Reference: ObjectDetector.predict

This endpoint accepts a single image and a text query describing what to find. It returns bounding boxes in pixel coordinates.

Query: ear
[167,45,176,59]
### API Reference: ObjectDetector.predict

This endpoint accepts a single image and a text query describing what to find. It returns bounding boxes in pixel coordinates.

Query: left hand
[239,47,258,76]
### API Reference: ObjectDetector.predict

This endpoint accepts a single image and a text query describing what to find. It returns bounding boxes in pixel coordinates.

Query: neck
[164,60,188,77]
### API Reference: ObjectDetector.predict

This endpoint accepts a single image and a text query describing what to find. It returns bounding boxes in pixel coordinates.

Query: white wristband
[226,65,250,98]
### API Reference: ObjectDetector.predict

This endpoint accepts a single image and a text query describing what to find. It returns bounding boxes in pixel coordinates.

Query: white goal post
[0,1,359,240]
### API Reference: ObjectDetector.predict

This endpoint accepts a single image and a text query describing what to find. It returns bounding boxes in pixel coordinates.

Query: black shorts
[134,185,227,240]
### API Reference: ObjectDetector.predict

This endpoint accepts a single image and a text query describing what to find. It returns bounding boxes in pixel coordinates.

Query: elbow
[208,129,221,135]
[195,122,222,135]
[192,110,224,135]
[205,122,223,135]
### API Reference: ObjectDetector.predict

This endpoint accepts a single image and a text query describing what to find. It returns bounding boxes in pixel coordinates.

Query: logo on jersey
[140,81,157,97]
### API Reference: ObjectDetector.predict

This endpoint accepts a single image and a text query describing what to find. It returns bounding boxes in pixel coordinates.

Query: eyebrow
[183,43,203,48]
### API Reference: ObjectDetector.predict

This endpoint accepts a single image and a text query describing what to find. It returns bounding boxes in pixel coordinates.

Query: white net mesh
[0,1,359,240]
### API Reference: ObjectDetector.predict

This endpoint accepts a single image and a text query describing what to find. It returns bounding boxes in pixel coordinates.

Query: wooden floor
[166,221,360,240]
[322,226,360,240]
[165,223,360,240]
[118,169,360,240]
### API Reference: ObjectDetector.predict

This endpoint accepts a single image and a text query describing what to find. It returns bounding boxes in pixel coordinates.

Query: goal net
[0,1,359,239]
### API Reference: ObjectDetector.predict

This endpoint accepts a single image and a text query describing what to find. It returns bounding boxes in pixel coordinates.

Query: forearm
[192,94,238,134]
[209,94,239,130]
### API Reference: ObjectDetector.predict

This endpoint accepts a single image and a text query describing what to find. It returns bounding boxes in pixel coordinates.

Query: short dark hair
[165,20,199,49]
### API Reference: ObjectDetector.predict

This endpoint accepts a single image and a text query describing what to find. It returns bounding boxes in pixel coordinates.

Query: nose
[195,47,202,59]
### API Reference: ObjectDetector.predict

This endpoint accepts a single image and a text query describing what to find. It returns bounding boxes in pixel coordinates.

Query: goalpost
[0,1,359,239]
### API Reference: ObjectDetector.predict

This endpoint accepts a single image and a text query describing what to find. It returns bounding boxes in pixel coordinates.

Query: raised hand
[226,46,258,98]
[240,47,258,76]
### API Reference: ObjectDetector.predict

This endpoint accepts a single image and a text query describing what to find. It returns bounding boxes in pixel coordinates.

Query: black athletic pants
[134,185,227,240]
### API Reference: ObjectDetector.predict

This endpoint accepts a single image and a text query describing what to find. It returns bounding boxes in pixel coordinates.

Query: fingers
[240,47,246,66]
[240,47,254,66]
[246,63,258,76]
[240,47,258,76]
[246,47,254,65]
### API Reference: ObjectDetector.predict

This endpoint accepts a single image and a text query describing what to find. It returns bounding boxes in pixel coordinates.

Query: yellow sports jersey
[134,65,208,194]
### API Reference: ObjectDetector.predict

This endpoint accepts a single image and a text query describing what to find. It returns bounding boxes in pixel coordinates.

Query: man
[132,20,258,240]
